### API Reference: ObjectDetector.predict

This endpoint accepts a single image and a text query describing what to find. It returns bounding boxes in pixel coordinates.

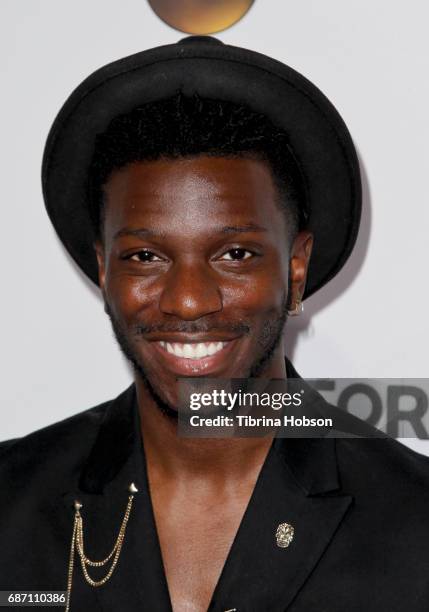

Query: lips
[149,338,239,376]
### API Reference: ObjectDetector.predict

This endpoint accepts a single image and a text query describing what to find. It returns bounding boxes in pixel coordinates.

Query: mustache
[133,321,251,335]
[103,299,252,336]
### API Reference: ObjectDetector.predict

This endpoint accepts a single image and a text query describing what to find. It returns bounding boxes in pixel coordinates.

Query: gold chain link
[65,486,136,612]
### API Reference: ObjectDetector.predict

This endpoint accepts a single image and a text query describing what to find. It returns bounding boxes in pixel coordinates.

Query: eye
[129,250,164,263]
[219,248,254,261]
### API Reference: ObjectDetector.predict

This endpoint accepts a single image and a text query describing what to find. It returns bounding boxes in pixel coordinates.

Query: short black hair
[88,91,308,241]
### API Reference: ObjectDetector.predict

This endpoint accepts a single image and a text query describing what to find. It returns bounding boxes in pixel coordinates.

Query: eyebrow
[220,224,268,234]
[114,227,165,240]
[114,223,268,240]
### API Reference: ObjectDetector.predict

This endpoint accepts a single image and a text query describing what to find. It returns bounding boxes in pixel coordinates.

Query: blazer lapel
[207,436,352,612]
[204,361,353,612]
[61,385,172,612]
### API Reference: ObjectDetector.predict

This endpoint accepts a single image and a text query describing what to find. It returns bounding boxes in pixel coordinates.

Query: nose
[159,261,223,320]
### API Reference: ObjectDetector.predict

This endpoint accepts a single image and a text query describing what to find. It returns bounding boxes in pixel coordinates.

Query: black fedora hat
[42,36,361,299]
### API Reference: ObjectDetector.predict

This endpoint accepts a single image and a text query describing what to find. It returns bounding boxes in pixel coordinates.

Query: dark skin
[95,156,313,612]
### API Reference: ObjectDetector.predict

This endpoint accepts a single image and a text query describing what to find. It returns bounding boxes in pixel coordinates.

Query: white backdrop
[1,0,428,455]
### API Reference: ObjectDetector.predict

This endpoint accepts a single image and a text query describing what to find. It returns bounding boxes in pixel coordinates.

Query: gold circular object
[148,0,254,35]
[275,522,294,548]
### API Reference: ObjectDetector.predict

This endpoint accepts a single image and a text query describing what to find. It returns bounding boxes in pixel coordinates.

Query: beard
[104,285,292,420]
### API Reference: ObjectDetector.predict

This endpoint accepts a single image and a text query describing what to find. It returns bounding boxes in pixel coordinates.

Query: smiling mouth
[157,340,228,360]
[150,338,239,376]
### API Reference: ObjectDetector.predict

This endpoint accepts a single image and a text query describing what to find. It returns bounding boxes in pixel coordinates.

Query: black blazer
[1,365,429,611]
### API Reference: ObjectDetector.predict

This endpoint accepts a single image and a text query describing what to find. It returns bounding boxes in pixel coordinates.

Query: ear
[289,231,313,309]
[94,240,106,291]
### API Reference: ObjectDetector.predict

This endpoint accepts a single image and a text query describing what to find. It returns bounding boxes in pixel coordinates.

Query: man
[1,36,429,611]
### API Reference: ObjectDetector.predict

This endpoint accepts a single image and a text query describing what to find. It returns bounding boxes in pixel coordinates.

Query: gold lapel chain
[65,482,138,612]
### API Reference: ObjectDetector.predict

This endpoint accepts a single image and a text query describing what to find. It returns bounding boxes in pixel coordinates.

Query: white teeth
[157,341,227,359]
[207,342,217,356]
[183,344,194,358]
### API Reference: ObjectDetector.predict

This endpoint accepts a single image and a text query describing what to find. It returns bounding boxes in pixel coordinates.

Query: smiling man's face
[95,155,312,411]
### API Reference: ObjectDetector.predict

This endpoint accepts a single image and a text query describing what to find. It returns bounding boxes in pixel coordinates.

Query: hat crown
[178,35,224,46]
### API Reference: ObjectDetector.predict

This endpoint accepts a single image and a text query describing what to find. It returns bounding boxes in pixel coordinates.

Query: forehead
[102,156,287,240]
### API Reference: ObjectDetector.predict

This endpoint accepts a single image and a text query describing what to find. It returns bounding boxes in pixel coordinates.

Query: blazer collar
[279,357,341,496]
[77,357,342,498]
[78,384,138,494]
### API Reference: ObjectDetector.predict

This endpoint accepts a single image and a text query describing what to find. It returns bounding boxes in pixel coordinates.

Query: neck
[135,350,287,487]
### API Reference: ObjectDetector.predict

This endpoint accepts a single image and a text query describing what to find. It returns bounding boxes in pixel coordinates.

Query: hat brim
[42,37,361,299]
